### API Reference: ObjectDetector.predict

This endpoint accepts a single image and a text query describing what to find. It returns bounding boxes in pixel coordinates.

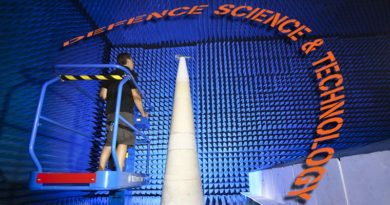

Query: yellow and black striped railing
[60,75,124,81]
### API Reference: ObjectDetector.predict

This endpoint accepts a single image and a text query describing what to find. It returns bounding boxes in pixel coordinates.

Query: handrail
[108,75,151,173]
[118,115,149,141]
[29,64,151,176]
[29,77,60,172]
[40,116,90,137]
[54,64,146,99]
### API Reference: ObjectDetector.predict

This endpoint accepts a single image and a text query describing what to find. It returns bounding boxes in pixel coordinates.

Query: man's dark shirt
[102,68,138,114]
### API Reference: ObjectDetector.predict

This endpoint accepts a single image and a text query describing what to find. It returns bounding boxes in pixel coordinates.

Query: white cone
[161,56,204,205]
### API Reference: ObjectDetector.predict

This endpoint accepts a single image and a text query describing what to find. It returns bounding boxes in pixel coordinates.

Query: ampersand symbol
[301,39,324,55]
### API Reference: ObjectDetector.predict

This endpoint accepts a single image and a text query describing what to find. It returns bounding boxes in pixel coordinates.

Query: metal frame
[29,64,151,190]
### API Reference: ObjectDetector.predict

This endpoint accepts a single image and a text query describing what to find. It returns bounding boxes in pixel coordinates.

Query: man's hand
[100,88,107,100]
[141,112,149,118]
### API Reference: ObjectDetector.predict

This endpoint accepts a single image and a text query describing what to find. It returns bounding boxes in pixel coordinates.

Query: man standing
[98,53,148,171]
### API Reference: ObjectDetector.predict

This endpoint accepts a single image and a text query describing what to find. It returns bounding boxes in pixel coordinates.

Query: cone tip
[177,57,189,81]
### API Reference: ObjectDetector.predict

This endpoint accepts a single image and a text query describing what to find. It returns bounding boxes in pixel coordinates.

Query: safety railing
[29,64,151,176]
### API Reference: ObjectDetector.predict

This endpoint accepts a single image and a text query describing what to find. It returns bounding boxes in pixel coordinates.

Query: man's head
[117,53,134,70]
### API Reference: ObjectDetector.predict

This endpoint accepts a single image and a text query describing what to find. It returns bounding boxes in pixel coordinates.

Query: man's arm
[100,88,107,100]
[132,89,148,117]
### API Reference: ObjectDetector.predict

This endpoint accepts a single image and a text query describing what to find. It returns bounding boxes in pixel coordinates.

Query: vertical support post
[112,76,130,172]
[29,77,60,172]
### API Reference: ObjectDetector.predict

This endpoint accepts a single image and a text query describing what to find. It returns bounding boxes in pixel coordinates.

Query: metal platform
[28,64,151,191]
